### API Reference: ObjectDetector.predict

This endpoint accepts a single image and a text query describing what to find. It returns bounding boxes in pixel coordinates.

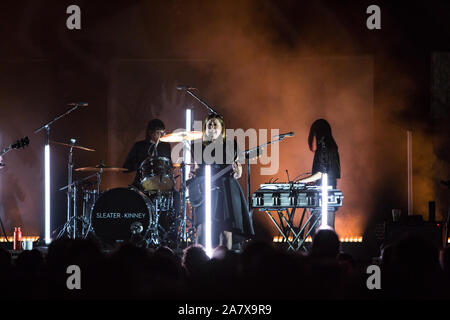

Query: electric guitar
[0,137,30,167]
[186,144,263,207]
[186,163,236,208]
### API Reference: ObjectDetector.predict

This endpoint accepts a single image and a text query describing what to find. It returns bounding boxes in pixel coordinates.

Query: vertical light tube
[204,165,212,257]
[184,108,192,186]
[321,173,328,227]
[45,144,51,244]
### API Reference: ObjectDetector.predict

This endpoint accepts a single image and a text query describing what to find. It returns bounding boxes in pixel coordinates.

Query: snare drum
[91,188,154,245]
[139,156,174,192]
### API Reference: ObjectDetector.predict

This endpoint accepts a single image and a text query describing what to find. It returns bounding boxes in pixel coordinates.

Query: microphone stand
[34,104,82,135]
[179,88,220,116]
[34,104,85,242]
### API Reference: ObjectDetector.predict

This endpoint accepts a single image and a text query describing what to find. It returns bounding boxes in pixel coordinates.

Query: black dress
[310,136,341,230]
[191,139,254,245]
[311,137,340,188]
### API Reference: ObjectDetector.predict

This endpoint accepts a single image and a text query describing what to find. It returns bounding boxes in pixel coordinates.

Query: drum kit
[54,130,202,250]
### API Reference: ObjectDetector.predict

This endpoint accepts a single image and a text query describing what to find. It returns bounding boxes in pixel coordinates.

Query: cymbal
[160,131,202,143]
[75,166,127,172]
[173,163,180,168]
[51,141,95,152]
[172,163,196,168]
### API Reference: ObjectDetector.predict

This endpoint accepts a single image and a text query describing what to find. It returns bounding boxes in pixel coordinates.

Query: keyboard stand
[262,207,319,251]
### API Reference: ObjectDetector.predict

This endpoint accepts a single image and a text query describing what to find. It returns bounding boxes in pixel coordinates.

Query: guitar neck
[211,164,233,182]
[0,146,12,157]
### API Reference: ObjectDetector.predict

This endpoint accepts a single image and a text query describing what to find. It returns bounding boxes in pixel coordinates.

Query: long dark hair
[308,119,338,151]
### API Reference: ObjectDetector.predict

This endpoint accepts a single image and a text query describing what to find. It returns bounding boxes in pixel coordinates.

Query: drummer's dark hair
[202,113,225,142]
[146,119,165,140]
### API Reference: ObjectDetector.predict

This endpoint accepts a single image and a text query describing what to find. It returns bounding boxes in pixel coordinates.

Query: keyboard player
[297,119,341,231]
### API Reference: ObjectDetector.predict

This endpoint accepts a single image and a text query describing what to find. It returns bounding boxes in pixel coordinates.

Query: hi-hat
[172,163,196,168]
[160,131,202,143]
[75,165,127,172]
[51,141,95,152]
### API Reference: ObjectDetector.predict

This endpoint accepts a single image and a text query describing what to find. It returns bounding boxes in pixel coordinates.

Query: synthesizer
[252,183,343,209]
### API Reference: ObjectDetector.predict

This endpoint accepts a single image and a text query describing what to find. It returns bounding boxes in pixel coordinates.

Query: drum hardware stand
[57,170,102,239]
[175,140,196,248]
[80,170,102,239]
[179,150,195,246]
[145,190,162,246]
[180,161,187,243]
[68,139,76,238]
[55,138,79,239]
[55,181,84,239]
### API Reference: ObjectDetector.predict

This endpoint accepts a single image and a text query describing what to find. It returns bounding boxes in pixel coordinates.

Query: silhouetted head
[16,249,44,272]
[392,234,440,274]
[308,119,338,152]
[182,244,210,276]
[212,245,228,260]
[0,247,11,269]
[311,228,340,259]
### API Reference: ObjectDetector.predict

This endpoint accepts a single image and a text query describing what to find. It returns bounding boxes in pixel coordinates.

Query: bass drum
[91,188,154,246]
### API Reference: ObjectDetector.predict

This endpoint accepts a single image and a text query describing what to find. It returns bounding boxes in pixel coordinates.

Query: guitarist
[189,114,254,250]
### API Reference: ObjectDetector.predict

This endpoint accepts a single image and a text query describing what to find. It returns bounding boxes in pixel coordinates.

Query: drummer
[123,119,171,188]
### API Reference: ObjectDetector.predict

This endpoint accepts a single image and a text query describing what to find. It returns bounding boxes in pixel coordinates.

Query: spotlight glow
[321,173,328,227]
[45,144,51,244]
[272,235,364,243]
[184,108,192,187]
[204,165,212,257]
[0,236,40,242]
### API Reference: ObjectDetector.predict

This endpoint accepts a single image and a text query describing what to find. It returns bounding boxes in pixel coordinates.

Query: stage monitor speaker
[385,216,443,248]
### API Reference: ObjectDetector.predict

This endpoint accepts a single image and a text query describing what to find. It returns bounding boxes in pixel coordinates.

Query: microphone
[68,102,88,107]
[176,85,196,91]
[276,132,295,138]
